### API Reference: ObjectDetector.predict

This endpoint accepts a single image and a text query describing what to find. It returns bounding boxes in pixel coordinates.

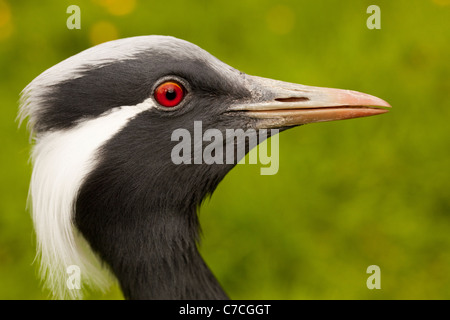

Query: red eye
[154,81,185,108]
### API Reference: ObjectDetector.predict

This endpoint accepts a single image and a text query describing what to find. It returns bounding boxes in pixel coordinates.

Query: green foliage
[1,0,449,299]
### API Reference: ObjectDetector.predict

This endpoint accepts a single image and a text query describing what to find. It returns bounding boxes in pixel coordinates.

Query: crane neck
[76,196,228,299]
[115,208,228,300]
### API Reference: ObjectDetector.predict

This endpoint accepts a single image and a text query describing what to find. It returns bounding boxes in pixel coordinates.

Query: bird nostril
[275,97,310,103]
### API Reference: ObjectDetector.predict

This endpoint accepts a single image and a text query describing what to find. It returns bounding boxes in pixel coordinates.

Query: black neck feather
[75,112,234,299]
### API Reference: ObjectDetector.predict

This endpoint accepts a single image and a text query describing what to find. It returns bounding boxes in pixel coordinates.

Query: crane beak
[230,75,391,129]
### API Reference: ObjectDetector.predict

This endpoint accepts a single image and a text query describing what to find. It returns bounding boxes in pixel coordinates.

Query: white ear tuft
[27,103,153,299]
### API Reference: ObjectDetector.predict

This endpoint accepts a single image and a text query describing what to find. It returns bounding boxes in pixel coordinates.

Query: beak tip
[375,97,392,109]
[335,89,391,109]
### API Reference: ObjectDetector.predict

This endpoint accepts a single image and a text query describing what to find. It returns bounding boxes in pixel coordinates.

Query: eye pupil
[154,81,185,108]
[165,89,177,101]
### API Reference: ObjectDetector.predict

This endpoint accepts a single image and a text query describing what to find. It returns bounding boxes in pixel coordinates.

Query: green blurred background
[1,0,449,299]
